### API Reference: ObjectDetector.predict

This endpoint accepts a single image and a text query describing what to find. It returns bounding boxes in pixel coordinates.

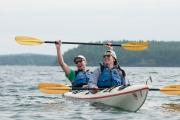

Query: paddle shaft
[44,41,121,46]
[150,88,180,92]
[149,88,160,91]
[46,87,104,90]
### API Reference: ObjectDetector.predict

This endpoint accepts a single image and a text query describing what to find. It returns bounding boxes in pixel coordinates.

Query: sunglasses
[74,59,83,64]
[103,55,111,58]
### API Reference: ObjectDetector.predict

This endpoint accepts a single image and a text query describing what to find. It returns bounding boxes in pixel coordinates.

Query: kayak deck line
[71,87,149,100]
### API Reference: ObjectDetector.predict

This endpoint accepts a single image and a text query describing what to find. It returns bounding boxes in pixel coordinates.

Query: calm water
[0,66,179,120]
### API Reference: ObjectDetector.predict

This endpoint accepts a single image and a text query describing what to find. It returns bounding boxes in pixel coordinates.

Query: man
[55,40,91,87]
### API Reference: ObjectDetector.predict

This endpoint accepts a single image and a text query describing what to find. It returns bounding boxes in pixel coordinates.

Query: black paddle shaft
[71,87,104,90]
[44,41,121,46]
[149,88,160,91]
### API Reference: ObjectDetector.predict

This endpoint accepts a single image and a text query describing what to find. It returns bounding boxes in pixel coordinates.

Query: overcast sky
[1,0,180,55]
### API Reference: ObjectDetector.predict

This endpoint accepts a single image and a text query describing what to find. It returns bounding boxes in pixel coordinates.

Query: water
[0,66,179,120]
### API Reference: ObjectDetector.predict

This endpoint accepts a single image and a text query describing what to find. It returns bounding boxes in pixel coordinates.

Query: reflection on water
[162,103,180,112]
[90,102,120,111]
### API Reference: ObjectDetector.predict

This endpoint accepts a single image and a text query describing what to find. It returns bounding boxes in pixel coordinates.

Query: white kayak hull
[64,84,149,112]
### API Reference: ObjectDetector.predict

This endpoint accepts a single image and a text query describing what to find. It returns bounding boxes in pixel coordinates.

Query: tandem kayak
[63,84,149,112]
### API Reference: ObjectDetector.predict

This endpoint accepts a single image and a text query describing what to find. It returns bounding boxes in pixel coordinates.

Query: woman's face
[74,58,86,70]
[103,54,115,66]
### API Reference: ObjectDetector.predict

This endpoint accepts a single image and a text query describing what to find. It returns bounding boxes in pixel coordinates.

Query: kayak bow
[64,84,149,112]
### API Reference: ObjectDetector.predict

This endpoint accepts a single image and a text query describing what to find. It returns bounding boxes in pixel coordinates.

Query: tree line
[0,41,180,67]
[63,40,180,67]
[0,54,57,66]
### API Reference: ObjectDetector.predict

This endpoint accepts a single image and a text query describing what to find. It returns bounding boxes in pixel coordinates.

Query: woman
[88,49,126,88]
[55,40,91,87]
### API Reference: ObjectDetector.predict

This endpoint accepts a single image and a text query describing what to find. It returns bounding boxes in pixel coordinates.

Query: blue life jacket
[72,70,92,87]
[97,64,125,88]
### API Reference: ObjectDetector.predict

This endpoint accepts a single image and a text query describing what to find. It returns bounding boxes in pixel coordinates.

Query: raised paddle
[38,83,180,95]
[15,36,149,51]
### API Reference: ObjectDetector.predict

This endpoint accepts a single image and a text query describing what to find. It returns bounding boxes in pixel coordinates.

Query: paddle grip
[44,41,57,44]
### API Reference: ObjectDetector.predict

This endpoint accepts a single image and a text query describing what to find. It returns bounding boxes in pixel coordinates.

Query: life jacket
[97,64,126,88]
[72,70,92,87]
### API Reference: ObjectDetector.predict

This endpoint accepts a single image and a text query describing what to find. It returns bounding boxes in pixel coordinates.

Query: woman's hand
[106,41,113,50]
[91,86,99,94]
[82,85,88,88]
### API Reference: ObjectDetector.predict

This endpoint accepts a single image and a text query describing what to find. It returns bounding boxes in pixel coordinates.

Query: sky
[1,0,180,55]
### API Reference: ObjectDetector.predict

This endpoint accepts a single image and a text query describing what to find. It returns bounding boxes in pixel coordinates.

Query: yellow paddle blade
[38,83,67,88]
[38,86,71,94]
[15,36,43,45]
[160,84,180,96]
[122,41,149,51]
